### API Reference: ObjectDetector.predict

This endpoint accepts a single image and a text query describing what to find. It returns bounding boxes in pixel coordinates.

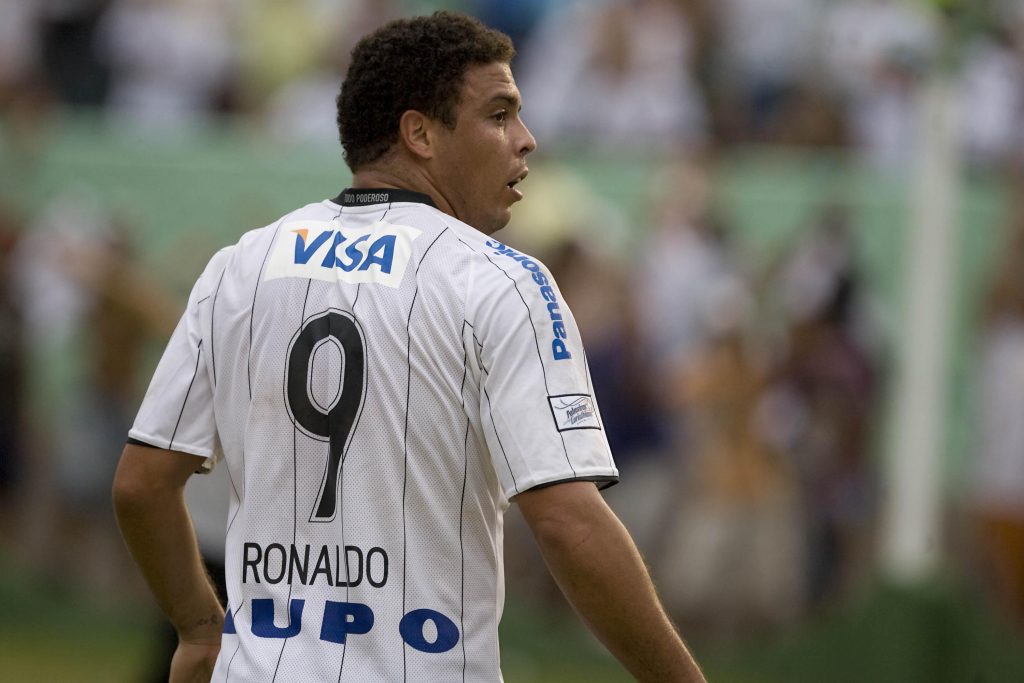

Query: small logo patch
[548,394,601,432]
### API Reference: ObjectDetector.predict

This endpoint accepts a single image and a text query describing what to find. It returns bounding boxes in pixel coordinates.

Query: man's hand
[113,443,225,680]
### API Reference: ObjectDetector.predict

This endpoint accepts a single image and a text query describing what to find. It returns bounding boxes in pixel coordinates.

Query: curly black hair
[337,12,515,171]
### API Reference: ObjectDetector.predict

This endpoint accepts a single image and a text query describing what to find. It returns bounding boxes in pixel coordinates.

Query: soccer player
[112,12,706,683]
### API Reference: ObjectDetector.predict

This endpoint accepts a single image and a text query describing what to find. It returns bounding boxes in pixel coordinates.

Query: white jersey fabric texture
[129,188,618,682]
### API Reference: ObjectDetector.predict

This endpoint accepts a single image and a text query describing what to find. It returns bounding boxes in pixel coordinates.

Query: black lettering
[367,547,388,588]
[343,546,363,587]
[311,545,333,586]
[289,544,310,585]
[243,543,262,584]
[264,543,287,584]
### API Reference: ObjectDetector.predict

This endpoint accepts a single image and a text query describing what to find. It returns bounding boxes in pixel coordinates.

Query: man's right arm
[516,481,707,683]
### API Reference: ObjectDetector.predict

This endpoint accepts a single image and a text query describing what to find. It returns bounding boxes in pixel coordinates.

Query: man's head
[338,12,536,234]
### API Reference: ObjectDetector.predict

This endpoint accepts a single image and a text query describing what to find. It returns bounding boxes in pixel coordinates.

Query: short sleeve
[129,250,229,464]
[466,240,618,499]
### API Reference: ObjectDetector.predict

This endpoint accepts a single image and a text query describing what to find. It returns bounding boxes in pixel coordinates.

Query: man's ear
[398,110,437,161]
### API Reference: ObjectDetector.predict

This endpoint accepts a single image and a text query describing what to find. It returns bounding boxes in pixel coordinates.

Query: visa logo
[265,220,421,288]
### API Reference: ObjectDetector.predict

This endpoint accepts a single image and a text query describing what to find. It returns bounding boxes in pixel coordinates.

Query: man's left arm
[112,443,223,681]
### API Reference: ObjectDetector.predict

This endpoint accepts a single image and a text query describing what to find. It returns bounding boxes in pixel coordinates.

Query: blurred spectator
[820,0,938,170]
[709,0,821,142]
[97,0,233,131]
[232,0,350,114]
[658,278,805,637]
[54,215,178,593]
[518,0,707,151]
[0,0,42,96]
[37,0,111,107]
[968,206,1024,628]
[469,0,556,59]
[0,206,26,510]
[264,1,401,144]
[771,207,879,610]
[959,17,1024,168]
[636,161,732,391]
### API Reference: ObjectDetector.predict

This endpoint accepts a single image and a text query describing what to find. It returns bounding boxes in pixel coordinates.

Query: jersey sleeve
[129,249,229,464]
[466,240,618,499]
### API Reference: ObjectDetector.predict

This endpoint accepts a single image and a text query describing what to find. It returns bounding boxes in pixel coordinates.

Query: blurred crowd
[3,0,1024,166]
[3,0,1024,669]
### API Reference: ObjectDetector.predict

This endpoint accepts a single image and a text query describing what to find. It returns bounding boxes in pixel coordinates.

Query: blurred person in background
[968,202,1024,629]
[8,195,178,593]
[467,0,556,60]
[819,0,938,170]
[631,161,738,567]
[264,1,402,144]
[232,0,352,115]
[54,215,179,594]
[658,276,805,638]
[0,205,27,531]
[770,206,879,611]
[517,0,707,151]
[958,2,1024,169]
[97,0,233,131]
[708,0,820,142]
[37,0,111,107]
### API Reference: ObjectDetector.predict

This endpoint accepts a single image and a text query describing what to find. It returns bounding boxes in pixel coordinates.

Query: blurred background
[3,0,1024,680]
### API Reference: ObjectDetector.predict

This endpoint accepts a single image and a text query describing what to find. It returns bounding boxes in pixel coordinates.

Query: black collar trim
[333,187,436,208]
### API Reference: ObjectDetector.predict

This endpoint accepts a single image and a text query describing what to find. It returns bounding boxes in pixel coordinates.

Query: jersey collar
[334,187,436,208]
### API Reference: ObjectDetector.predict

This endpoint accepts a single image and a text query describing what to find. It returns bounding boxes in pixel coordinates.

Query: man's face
[430,62,537,234]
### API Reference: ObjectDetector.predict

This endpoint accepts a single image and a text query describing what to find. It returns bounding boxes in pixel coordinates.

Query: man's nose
[518,120,537,156]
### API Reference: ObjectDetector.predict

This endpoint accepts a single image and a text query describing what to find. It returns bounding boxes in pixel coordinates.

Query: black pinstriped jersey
[130,188,618,682]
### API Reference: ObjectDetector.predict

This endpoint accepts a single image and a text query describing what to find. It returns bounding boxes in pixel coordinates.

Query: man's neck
[351,167,454,218]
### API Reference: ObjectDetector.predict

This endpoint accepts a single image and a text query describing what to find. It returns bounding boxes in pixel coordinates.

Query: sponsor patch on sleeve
[547,394,601,432]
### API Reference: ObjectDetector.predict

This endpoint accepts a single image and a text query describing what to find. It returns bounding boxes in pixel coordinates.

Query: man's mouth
[506,169,529,197]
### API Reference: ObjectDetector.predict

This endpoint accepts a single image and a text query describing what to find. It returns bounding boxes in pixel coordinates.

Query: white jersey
[130,188,618,682]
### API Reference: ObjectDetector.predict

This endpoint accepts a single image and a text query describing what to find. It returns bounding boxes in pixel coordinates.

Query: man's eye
[493,111,507,123]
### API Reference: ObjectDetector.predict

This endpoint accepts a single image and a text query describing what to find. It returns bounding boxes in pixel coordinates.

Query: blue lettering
[320,601,374,644]
[321,232,345,268]
[487,241,573,361]
[223,609,237,635]
[399,609,460,654]
[251,598,305,639]
[359,235,396,273]
[295,231,332,264]
[336,234,369,271]
[552,339,572,360]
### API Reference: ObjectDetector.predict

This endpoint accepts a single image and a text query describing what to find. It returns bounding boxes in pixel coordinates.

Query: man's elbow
[111,449,169,517]
[111,456,148,516]
[531,512,600,556]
